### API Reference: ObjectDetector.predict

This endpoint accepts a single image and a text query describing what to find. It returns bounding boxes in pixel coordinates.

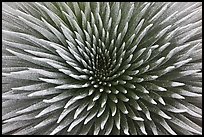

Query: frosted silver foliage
[2,2,202,135]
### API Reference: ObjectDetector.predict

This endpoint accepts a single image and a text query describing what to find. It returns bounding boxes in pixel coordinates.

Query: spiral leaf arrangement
[2,2,202,135]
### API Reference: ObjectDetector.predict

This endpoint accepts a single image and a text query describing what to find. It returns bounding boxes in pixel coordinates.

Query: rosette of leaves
[2,2,202,135]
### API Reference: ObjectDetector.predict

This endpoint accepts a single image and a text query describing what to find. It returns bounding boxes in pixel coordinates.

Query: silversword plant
[2,2,202,135]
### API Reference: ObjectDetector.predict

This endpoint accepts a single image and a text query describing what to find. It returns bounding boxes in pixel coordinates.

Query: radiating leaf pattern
[2,2,202,135]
